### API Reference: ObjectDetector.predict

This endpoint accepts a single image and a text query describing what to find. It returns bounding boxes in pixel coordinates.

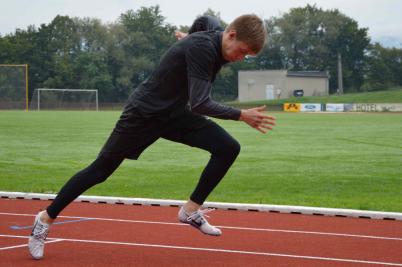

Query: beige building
[238,70,329,102]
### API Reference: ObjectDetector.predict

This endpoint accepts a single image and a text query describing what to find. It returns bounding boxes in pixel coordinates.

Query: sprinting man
[28,14,276,259]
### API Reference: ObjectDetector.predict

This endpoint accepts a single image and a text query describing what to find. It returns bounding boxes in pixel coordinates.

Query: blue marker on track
[10,218,94,230]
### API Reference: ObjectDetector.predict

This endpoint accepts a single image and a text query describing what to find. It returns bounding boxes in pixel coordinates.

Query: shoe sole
[179,219,222,236]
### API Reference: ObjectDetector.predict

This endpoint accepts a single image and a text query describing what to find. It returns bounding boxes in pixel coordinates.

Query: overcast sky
[1,0,401,47]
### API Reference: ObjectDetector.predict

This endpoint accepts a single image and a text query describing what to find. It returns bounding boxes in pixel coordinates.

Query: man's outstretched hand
[239,105,276,133]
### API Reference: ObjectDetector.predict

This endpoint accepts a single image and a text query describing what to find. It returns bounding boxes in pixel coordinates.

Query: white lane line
[0,239,62,251]
[219,225,402,241]
[1,212,401,241]
[0,234,401,266]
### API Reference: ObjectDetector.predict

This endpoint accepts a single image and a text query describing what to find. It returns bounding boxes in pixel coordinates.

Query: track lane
[1,198,401,267]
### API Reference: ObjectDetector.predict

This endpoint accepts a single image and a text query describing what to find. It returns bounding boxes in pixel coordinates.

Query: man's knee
[86,155,123,184]
[215,137,241,159]
[228,138,241,157]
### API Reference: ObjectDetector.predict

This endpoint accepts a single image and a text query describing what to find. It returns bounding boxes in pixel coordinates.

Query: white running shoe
[178,206,222,236]
[28,211,51,260]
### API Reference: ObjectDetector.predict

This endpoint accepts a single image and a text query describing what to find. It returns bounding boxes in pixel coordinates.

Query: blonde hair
[226,14,267,54]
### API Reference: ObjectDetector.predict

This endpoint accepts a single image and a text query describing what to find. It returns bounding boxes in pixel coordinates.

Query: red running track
[0,198,401,267]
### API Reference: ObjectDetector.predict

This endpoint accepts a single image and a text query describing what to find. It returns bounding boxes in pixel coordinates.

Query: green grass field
[0,110,401,212]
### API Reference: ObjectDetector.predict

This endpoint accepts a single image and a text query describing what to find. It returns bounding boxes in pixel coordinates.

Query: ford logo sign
[305,105,315,109]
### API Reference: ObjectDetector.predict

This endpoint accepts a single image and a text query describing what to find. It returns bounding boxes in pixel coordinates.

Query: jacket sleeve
[186,44,241,120]
[188,77,241,120]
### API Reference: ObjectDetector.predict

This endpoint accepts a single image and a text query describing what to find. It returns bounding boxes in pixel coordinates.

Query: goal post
[30,88,99,111]
[0,64,29,110]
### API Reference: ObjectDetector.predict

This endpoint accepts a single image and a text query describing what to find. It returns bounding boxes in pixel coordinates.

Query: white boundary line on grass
[1,191,402,221]
[1,212,402,241]
[1,234,401,266]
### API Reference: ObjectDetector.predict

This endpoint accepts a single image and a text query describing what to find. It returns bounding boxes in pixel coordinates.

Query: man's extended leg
[46,154,124,219]
[28,154,124,259]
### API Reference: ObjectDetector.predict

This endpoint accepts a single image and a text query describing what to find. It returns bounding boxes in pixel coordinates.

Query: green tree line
[0,5,401,103]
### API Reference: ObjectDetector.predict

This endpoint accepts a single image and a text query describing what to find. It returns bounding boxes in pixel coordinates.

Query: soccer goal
[29,88,99,111]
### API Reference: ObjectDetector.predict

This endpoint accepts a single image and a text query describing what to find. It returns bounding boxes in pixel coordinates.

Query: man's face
[222,30,257,62]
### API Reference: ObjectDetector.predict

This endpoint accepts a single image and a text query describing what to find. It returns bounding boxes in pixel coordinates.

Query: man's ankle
[183,200,201,214]
[40,210,54,224]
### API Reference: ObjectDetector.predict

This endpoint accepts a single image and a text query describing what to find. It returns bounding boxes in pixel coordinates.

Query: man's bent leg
[182,122,240,205]
[164,121,240,236]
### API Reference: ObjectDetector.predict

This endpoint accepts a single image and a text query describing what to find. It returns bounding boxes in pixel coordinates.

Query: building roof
[286,71,329,78]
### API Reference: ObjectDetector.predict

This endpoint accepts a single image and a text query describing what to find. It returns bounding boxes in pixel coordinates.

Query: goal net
[29,89,98,111]
[0,64,28,110]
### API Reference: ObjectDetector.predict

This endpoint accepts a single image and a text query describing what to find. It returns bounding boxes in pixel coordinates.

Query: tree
[266,5,370,93]
[0,25,52,100]
[72,18,115,101]
[107,6,176,100]
[385,47,402,86]
[4,4,395,103]
[38,15,81,89]
[254,19,285,70]
[363,43,402,90]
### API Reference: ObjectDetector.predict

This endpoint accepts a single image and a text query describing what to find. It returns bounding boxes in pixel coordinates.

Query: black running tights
[46,122,240,219]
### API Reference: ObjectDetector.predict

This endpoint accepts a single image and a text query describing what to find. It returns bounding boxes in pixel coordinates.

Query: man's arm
[186,43,240,120]
[186,38,276,133]
[188,76,241,120]
[188,78,276,132]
